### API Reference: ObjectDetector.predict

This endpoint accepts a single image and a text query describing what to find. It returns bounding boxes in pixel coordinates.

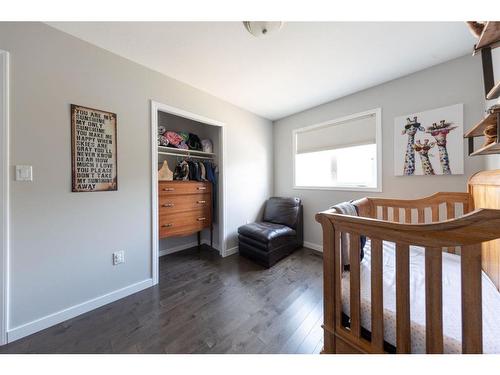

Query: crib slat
[349,234,361,338]
[418,208,425,223]
[396,243,411,353]
[393,207,400,223]
[334,230,342,330]
[431,204,439,223]
[446,203,457,253]
[446,202,455,219]
[425,247,443,353]
[461,244,483,354]
[371,239,384,352]
[382,206,388,221]
[405,208,412,223]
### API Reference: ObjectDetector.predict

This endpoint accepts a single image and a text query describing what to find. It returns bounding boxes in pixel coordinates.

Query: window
[293,109,382,191]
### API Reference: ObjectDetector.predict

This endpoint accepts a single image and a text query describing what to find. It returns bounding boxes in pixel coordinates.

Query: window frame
[292,108,382,192]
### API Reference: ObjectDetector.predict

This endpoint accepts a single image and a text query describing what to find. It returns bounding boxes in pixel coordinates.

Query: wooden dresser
[158,180,213,246]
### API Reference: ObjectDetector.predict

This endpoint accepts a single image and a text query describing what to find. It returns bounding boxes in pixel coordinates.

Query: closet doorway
[150,101,226,285]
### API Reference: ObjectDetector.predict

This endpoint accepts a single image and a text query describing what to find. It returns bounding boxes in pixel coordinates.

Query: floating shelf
[487,81,500,100]
[464,109,500,138]
[470,141,500,156]
[474,21,500,53]
[465,108,500,156]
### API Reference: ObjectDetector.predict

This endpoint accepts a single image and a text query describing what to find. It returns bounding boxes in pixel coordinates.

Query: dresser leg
[210,226,213,250]
[197,231,201,250]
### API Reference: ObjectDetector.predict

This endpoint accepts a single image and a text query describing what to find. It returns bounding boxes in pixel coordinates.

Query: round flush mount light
[243,21,284,37]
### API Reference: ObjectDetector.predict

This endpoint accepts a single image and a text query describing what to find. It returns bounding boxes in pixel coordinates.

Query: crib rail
[316,207,500,354]
[365,192,472,228]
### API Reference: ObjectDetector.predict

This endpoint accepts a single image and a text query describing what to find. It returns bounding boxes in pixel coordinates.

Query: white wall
[273,55,486,250]
[0,22,273,333]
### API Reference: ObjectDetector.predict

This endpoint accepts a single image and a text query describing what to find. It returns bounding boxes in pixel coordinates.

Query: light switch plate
[15,165,33,181]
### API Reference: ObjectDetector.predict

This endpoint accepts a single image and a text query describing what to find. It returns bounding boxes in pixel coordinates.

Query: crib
[315,170,500,354]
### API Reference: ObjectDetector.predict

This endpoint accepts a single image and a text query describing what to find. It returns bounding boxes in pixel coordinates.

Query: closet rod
[158,151,215,160]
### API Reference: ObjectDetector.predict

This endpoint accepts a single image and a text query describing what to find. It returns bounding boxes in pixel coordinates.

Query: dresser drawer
[159,193,210,214]
[159,209,211,238]
[159,181,211,196]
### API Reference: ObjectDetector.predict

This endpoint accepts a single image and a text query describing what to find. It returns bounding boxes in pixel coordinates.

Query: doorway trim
[150,100,227,285]
[0,50,10,346]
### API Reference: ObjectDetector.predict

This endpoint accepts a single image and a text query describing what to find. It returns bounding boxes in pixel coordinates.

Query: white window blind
[293,109,382,192]
[295,113,376,154]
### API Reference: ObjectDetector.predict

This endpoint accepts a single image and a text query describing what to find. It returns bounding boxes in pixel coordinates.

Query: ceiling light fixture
[243,21,284,37]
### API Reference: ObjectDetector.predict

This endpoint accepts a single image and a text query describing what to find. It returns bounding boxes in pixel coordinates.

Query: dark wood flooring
[0,246,324,354]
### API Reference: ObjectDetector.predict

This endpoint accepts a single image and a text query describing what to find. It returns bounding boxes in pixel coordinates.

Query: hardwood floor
[0,246,324,354]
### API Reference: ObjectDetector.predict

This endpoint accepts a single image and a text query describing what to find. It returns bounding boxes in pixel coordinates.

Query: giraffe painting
[394,104,464,176]
[413,139,436,175]
[426,120,457,175]
[402,116,425,175]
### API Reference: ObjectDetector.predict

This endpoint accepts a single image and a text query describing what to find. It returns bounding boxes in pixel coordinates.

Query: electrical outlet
[15,165,33,181]
[112,251,125,265]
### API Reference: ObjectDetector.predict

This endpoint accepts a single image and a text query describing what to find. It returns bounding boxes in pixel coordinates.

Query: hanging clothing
[203,161,218,222]
[199,161,207,181]
[173,160,189,180]
[158,160,174,181]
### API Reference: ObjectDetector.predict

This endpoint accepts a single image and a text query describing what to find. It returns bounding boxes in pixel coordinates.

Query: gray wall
[0,22,273,329]
[273,55,486,249]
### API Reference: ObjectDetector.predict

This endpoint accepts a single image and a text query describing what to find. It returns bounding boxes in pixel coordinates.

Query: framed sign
[71,104,118,192]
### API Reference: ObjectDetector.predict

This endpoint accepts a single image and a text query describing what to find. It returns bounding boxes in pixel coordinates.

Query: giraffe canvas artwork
[394,103,464,176]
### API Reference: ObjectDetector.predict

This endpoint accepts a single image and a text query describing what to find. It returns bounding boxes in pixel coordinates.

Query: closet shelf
[158,146,215,159]
[487,81,500,100]
[473,21,500,53]
[464,108,500,138]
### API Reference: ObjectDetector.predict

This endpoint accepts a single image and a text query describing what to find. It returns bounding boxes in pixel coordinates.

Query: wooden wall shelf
[474,21,500,53]
[487,81,500,100]
[464,109,500,138]
[470,142,500,157]
[467,21,500,156]
[465,109,500,156]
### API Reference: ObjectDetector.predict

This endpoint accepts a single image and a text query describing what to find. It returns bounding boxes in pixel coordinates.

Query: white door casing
[150,100,227,285]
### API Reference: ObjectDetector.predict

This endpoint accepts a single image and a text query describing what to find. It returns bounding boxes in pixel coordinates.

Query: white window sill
[293,185,382,193]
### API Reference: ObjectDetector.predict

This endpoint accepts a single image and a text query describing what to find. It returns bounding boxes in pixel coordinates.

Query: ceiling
[48,22,475,120]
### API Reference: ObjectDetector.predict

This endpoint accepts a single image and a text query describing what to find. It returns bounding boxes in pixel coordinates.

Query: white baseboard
[304,241,323,252]
[159,240,221,257]
[7,278,153,343]
[223,246,238,257]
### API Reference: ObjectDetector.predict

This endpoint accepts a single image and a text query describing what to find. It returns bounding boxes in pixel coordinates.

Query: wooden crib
[315,170,500,354]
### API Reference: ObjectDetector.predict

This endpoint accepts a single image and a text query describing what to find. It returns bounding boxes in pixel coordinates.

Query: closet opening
[150,101,226,285]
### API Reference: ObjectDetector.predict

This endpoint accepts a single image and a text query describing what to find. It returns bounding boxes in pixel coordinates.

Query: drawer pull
[197,186,206,190]
[162,187,175,192]
[162,203,174,208]
[197,200,206,204]
[197,217,206,221]
[162,223,173,228]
